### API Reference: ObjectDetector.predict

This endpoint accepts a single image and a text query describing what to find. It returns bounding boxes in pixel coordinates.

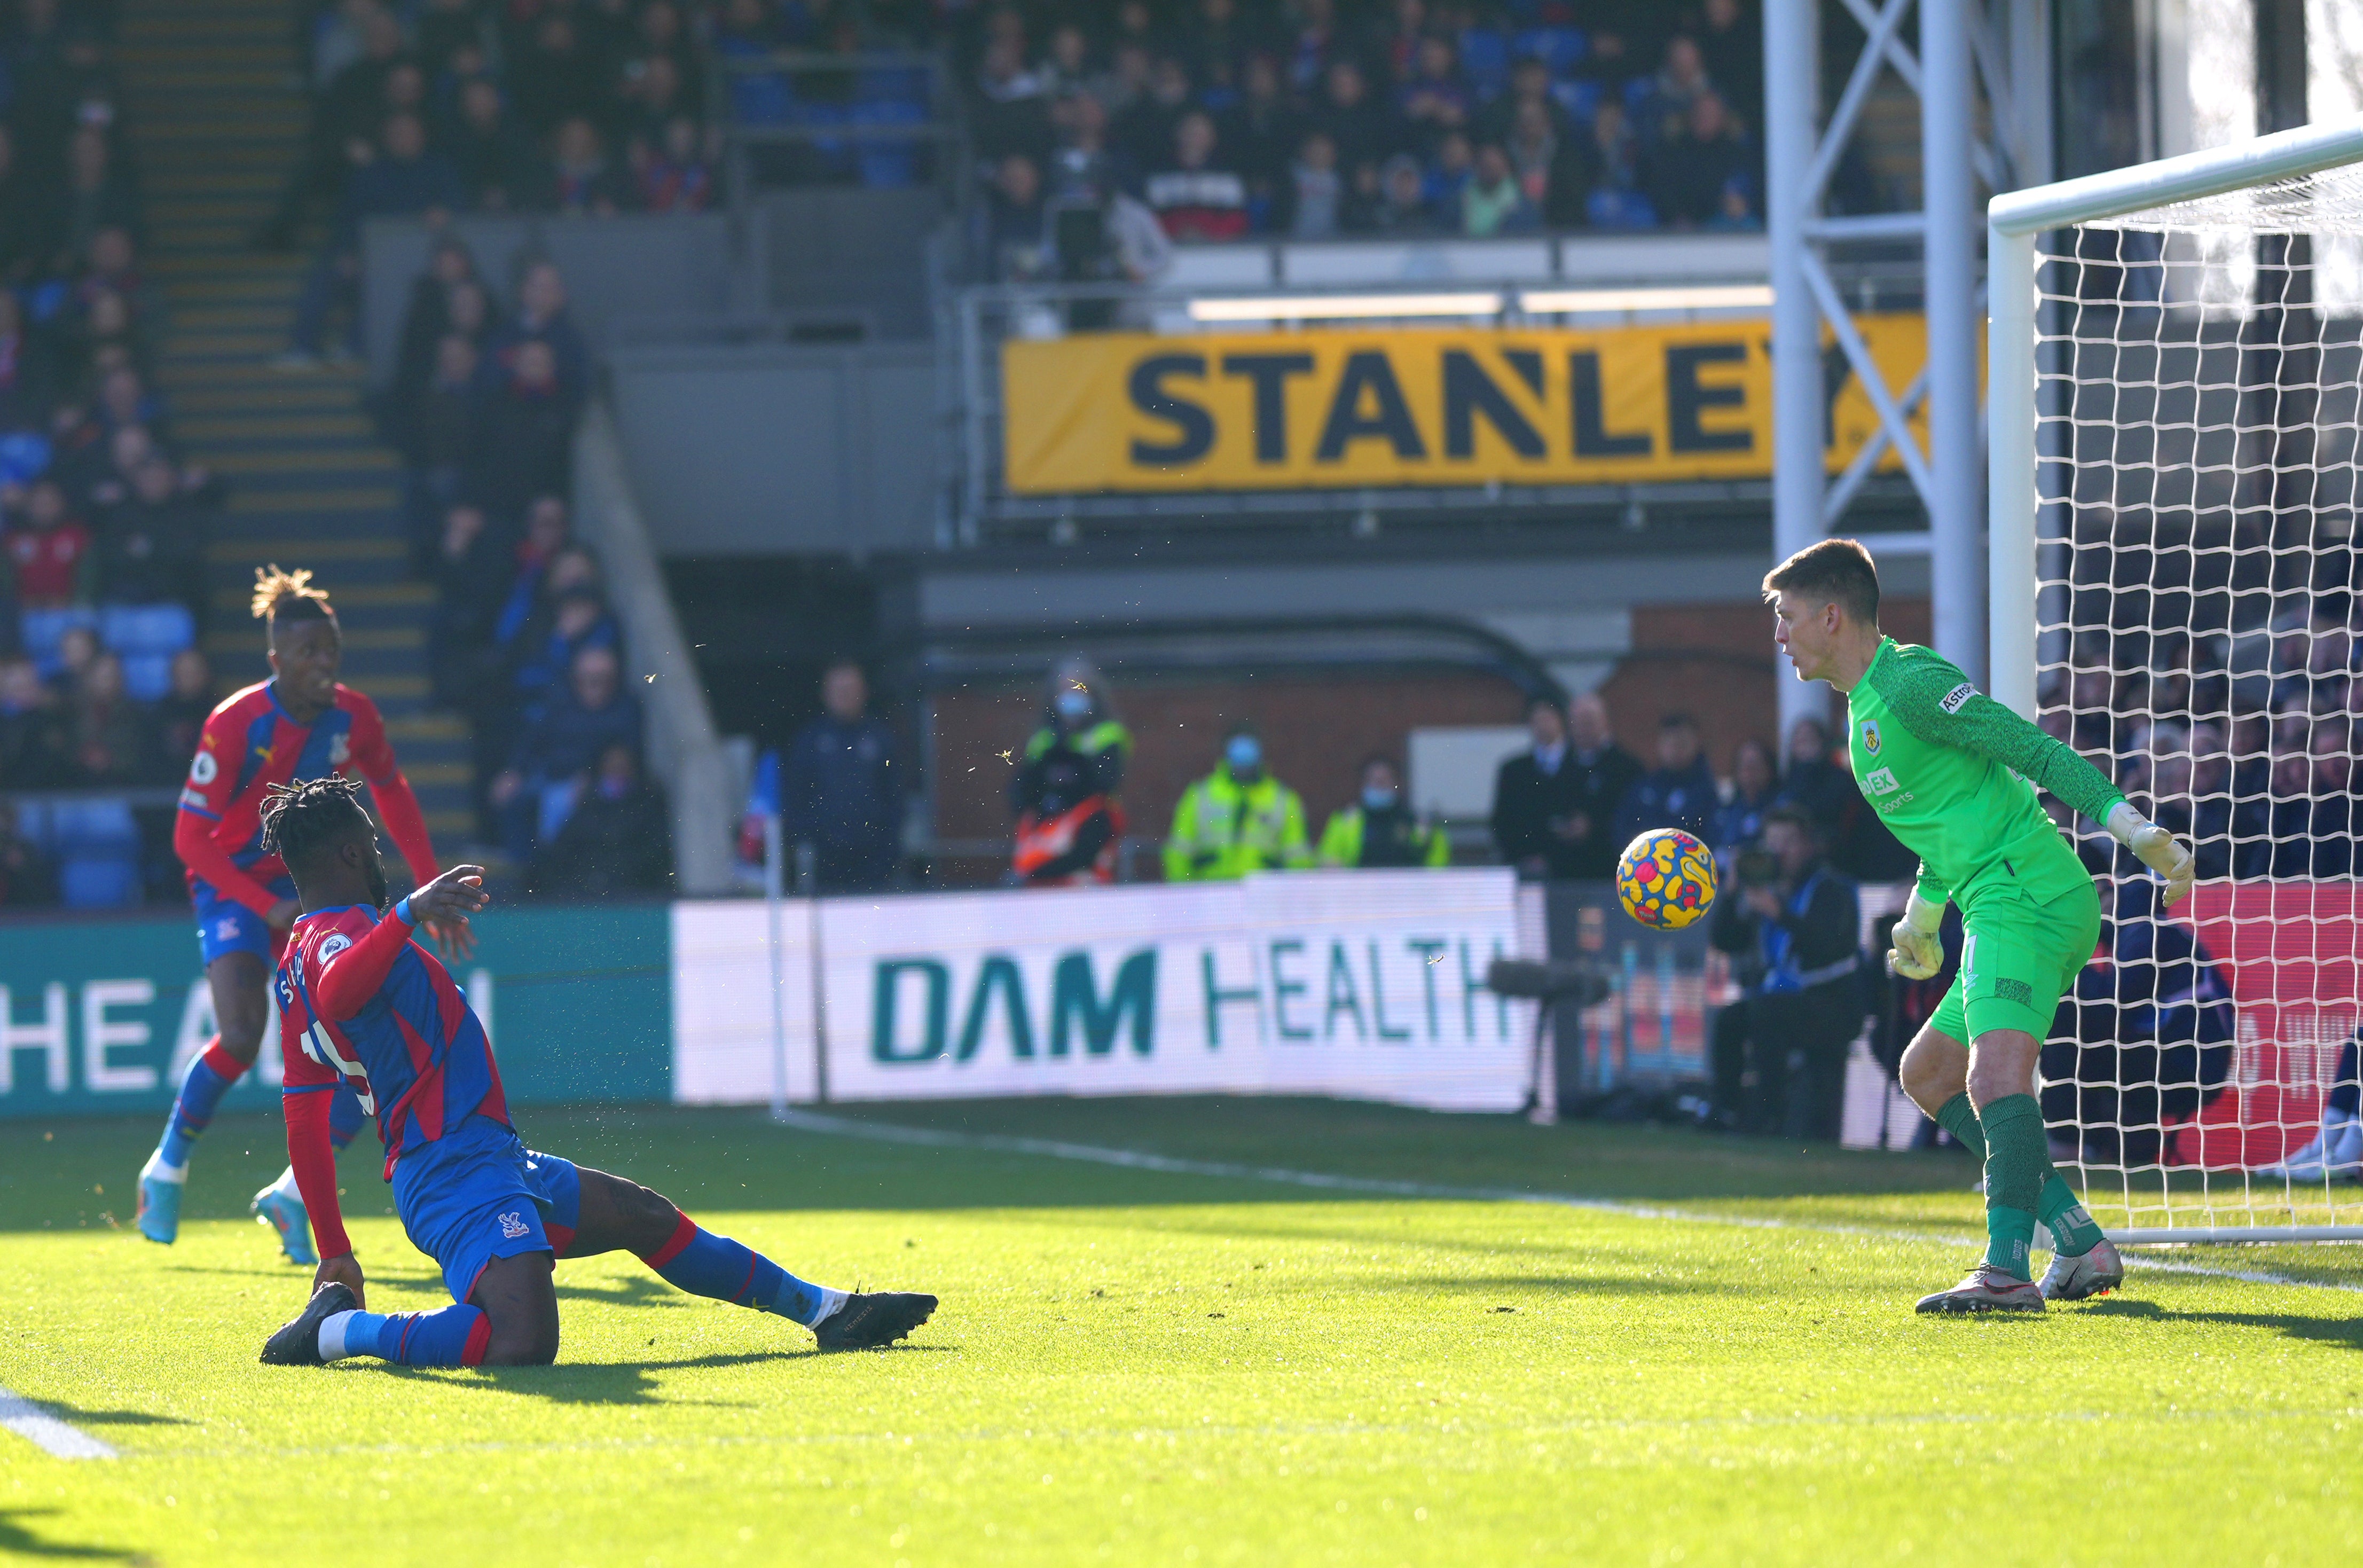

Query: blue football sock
[641,1216,841,1327]
[156,1041,245,1170]
[321,1305,489,1367]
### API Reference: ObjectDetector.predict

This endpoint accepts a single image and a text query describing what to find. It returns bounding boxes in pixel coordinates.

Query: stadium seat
[60,852,142,909]
[49,798,139,854]
[99,602,195,658]
[1555,79,1601,123]
[1513,27,1586,73]
[20,607,99,676]
[1459,29,1510,97]
[122,653,174,701]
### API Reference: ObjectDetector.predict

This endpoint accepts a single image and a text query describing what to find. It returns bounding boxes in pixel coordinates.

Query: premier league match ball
[1615,827,1718,930]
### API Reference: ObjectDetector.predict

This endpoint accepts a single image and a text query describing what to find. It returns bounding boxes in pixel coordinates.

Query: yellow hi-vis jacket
[1162,764,1312,881]
[1316,805,1451,868]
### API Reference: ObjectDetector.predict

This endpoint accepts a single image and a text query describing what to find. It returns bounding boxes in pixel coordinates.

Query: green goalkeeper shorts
[1927,879,2103,1045]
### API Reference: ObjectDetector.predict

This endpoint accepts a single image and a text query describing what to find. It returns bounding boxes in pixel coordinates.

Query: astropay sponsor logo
[1940,682,1976,715]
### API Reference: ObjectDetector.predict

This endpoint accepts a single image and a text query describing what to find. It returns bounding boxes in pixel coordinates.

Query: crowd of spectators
[967,0,1767,280]
[377,239,661,897]
[269,0,728,361]
[0,1,225,866]
[2045,602,2363,883]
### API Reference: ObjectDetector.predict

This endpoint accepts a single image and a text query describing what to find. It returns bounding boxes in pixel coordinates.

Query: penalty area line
[0,1388,116,1461]
[771,1109,2363,1297]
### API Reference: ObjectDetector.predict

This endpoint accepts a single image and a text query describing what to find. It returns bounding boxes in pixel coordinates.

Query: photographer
[1706,805,1863,1139]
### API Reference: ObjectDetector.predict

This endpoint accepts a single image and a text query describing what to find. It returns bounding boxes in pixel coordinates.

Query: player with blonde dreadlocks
[136,566,465,1264]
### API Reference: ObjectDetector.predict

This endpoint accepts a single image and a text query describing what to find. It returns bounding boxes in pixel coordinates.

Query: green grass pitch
[4,1098,2362,1566]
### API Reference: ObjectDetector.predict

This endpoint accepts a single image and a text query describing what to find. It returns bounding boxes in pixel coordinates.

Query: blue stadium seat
[50,798,139,854]
[60,853,142,910]
[122,653,173,701]
[1460,29,1510,97]
[99,602,195,657]
[1555,79,1601,123]
[21,607,98,676]
[1513,26,1586,73]
[11,798,52,850]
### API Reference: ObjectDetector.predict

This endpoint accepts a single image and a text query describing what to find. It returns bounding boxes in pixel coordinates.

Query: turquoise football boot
[136,1151,183,1245]
[252,1180,317,1266]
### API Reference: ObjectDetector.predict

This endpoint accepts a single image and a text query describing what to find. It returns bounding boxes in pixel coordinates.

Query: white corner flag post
[1988,117,2363,1246]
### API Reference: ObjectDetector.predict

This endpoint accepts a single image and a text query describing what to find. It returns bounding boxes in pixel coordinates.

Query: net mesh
[2033,161,2363,1234]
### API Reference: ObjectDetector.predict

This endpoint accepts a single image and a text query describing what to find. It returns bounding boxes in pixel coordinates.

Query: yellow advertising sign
[1001,316,1932,495]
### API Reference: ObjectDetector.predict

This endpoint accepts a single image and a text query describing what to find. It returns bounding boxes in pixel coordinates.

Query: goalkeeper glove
[1888,889,1945,981]
[2107,801,2196,907]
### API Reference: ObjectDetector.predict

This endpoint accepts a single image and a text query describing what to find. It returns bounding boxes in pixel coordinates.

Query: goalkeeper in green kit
[1763,540,2196,1313]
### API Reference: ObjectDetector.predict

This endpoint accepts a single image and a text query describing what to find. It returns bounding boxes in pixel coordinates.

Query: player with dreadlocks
[254,777,936,1365]
[138,567,464,1263]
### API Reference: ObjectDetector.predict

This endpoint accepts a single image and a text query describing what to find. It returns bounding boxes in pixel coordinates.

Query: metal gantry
[1765,0,2046,734]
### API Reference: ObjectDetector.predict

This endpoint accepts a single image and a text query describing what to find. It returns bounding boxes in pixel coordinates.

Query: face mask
[1226,735,1261,771]
[1361,785,1399,812]
[1055,688,1092,720]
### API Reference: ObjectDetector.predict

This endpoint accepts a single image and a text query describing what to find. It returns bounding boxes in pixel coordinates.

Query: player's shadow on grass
[550,1273,677,1308]
[27,1402,192,1429]
[1371,1273,1715,1298]
[0,1509,135,1561]
[373,1346,948,1406]
[2082,1297,2363,1349]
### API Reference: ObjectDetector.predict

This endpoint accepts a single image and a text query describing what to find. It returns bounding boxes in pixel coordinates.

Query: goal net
[2000,127,2363,1242]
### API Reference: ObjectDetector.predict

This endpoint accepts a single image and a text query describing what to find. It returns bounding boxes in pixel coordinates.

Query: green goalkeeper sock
[1934,1093,1986,1160]
[1976,1094,2047,1281]
[2038,1172,2106,1257]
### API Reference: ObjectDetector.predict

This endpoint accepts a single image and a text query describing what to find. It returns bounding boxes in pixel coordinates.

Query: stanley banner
[1000,315,1930,494]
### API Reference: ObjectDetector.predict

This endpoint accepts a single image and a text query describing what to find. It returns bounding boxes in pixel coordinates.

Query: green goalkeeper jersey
[1844,637,2127,914]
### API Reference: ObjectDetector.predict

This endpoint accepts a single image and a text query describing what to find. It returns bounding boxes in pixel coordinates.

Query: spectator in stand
[4,478,96,607]
[511,8,607,137]
[1145,110,1249,241]
[742,658,905,894]
[1424,129,1473,220]
[1711,735,1779,865]
[512,575,621,726]
[440,75,542,212]
[1461,141,1534,235]
[1562,692,1646,877]
[1223,53,1300,209]
[428,503,509,708]
[490,641,641,861]
[0,127,45,287]
[96,455,206,616]
[980,152,1051,281]
[1115,54,1194,174]
[283,111,464,367]
[257,4,409,250]
[389,238,482,416]
[50,123,140,278]
[1009,657,1130,887]
[1309,57,1388,174]
[0,293,48,430]
[974,34,1053,163]
[1772,715,1853,836]
[396,334,481,566]
[1396,35,1471,148]
[528,743,672,898]
[1695,0,1764,130]
[1581,99,1653,227]
[489,260,588,407]
[0,656,73,788]
[1491,695,1579,880]
[67,649,147,785]
[1369,152,1435,232]
[468,339,576,519]
[152,647,212,782]
[1645,91,1755,229]
[1164,722,1310,880]
[632,116,716,214]
[540,116,627,215]
[1320,754,1448,869]
[1615,711,1718,845]
[0,798,58,906]
[1275,129,1354,238]
[1635,36,1717,146]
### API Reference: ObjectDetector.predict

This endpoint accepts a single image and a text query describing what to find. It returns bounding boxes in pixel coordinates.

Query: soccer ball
[1615,828,1718,930]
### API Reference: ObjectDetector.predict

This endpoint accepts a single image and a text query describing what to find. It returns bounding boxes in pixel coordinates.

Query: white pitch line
[0,1389,116,1461]
[773,1109,2363,1296]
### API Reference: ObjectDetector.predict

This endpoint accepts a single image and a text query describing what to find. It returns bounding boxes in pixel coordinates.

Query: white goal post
[1989,120,2363,1245]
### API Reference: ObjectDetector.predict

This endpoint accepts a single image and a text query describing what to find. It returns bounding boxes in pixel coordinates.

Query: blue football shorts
[390,1114,583,1304]
[192,874,296,966]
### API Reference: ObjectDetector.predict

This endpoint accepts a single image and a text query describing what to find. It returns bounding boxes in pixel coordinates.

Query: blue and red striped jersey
[178,680,400,891]
[277,904,509,1173]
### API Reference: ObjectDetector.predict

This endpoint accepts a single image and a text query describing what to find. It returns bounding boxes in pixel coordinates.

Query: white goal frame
[1988,119,2363,1246]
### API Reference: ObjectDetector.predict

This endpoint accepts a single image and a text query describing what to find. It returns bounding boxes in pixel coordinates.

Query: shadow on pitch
[0,1509,137,1562]
[366,1344,953,1405]
[26,1403,191,1430]
[2080,1296,2363,1349]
